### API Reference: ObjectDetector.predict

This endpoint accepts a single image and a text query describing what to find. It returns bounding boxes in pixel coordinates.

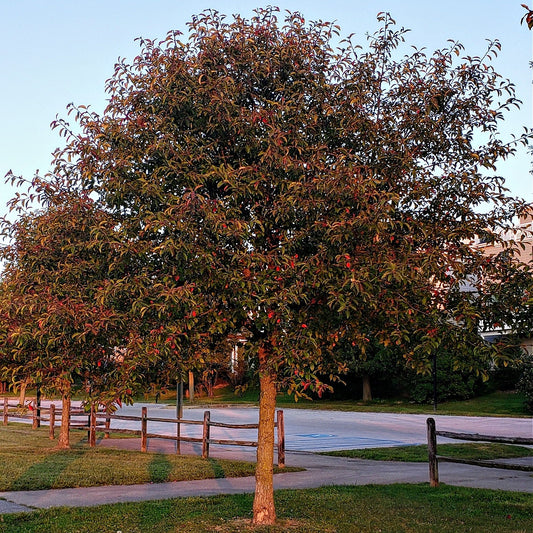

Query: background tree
[0,175,134,448]
[51,8,530,525]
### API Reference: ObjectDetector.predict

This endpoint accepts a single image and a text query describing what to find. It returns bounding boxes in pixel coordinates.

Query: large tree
[52,8,530,524]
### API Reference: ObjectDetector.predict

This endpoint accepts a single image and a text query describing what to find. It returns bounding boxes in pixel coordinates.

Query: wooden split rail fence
[426,417,533,487]
[2,398,285,467]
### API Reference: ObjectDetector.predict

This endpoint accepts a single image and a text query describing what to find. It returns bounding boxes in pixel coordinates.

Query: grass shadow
[147,453,173,483]
[7,449,83,491]
[207,458,226,478]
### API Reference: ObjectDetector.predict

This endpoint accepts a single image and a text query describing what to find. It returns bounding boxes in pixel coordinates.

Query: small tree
[0,176,132,447]
[52,8,530,524]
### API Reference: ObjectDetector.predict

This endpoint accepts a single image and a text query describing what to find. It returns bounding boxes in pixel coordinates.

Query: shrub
[404,352,487,404]
[517,353,533,413]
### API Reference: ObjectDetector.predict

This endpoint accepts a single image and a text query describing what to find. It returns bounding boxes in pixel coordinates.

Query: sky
[1,1,532,218]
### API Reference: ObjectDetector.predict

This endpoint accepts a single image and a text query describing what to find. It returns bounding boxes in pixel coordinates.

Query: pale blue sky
[1,1,531,217]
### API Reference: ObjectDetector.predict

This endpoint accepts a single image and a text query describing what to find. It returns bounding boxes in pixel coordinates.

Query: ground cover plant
[0,425,288,491]
[323,443,533,463]
[1,484,532,532]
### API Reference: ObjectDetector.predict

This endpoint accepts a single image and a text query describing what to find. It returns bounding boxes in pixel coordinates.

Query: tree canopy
[0,176,135,447]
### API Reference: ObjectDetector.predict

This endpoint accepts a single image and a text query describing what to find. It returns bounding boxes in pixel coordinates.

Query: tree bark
[57,385,71,449]
[362,373,372,402]
[252,346,277,526]
[188,371,194,402]
[18,379,28,406]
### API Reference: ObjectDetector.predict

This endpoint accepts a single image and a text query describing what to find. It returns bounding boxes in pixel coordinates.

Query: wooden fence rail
[2,397,285,467]
[426,417,533,487]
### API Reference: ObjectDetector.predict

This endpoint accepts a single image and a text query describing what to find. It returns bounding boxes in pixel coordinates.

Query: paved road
[107,403,532,452]
[12,400,533,452]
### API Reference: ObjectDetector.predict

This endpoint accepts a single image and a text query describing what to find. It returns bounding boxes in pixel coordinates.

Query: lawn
[136,387,530,417]
[275,390,530,417]
[1,484,532,532]
[323,442,533,463]
[0,425,293,491]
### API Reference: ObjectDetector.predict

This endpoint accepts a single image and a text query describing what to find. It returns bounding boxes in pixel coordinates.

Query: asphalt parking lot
[107,403,533,452]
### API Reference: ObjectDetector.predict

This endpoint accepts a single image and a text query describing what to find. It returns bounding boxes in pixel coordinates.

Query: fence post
[49,404,56,440]
[277,410,285,468]
[104,405,111,439]
[31,400,38,429]
[427,417,439,487]
[202,411,210,459]
[89,405,96,447]
[141,406,148,452]
[175,381,184,454]
[176,414,181,455]
[3,398,8,426]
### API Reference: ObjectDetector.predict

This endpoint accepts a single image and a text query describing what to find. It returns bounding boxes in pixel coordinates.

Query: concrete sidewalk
[0,439,531,515]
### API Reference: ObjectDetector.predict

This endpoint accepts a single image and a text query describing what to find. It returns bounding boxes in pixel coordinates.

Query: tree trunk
[18,379,28,406]
[57,386,71,449]
[362,373,372,402]
[188,371,194,402]
[252,346,277,526]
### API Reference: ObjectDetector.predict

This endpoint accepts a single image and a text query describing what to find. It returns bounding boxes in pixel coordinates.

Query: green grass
[276,390,529,417]
[323,443,533,463]
[151,387,530,417]
[0,425,294,491]
[1,484,532,532]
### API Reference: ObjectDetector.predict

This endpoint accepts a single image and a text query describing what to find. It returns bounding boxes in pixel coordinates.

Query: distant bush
[517,353,533,413]
[403,352,487,404]
[482,343,525,393]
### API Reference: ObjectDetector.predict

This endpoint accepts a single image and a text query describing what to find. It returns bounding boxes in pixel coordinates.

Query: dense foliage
[0,177,135,446]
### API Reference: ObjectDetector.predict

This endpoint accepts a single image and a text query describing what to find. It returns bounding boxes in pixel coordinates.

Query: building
[472,208,533,355]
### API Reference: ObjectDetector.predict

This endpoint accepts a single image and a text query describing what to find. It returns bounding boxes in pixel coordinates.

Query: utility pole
[176,380,183,419]
[176,380,183,454]
[432,352,438,412]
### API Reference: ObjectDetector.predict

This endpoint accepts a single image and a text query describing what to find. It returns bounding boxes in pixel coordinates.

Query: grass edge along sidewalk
[1,484,532,532]
[2,422,532,492]
[321,442,533,463]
